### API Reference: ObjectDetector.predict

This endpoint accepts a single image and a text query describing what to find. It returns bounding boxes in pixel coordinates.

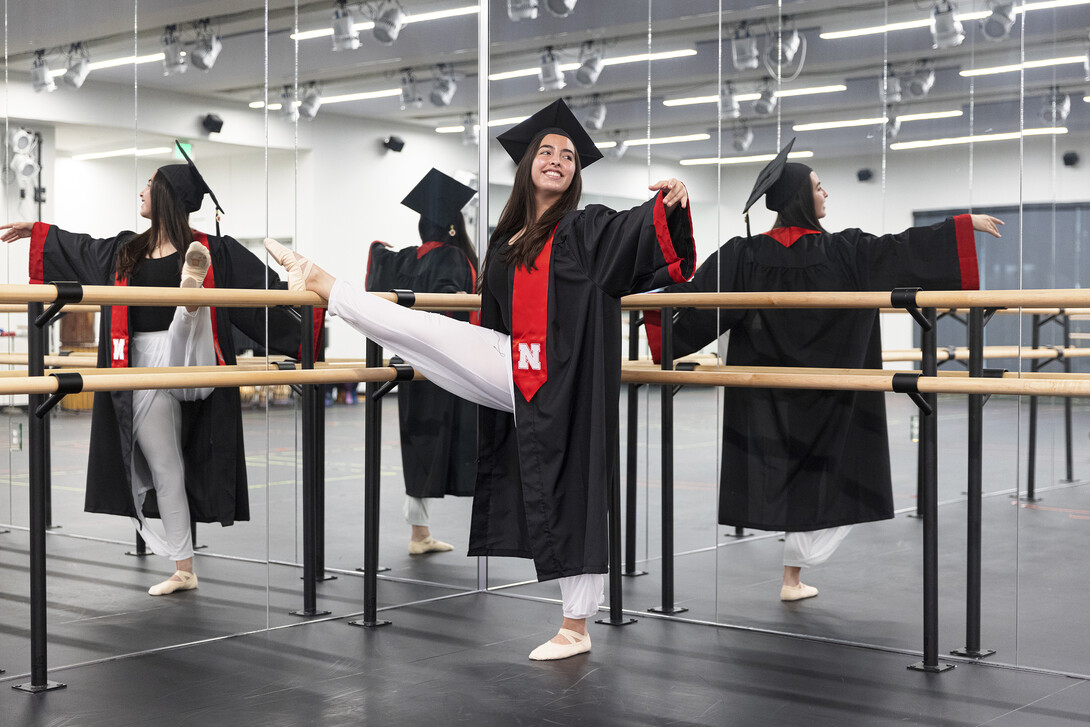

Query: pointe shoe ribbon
[264,237,314,292]
[408,536,454,554]
[529,628,591,661]
[148,570,198,596]
[180,241,212,289]
[780,582,819,601]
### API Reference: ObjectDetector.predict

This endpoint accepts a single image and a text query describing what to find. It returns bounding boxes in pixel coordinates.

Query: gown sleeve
[30,222,125,285]
[643,239,746,362]
[563,190,697,298]
[216,236,324,361]
[839,214,979,291]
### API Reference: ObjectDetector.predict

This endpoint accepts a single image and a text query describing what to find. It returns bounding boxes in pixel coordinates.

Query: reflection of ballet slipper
[780,582,819,601]
[264,237,314,292]
[408,536,454,554]
[148,570,198,596]
[180,241,211,289]
[529,629,591,661]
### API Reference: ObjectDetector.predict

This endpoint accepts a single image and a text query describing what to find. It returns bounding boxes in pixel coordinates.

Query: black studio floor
[2,391,1090,726]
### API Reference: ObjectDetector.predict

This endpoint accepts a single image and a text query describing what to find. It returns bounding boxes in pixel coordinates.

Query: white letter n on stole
[112,338,125,361]
[517,342,541,370]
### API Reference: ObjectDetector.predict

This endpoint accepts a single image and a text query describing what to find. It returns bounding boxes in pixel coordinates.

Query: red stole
[511,231,554,402]
[109,231,225,368]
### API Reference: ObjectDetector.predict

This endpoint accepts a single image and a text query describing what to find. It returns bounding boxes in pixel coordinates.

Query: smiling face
[810,171,828,219]
[531,133,577,203]
[139,173,155,220]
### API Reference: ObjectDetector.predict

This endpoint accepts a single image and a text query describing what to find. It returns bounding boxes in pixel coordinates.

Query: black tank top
[130,252,181,332]
[484,246,512,334]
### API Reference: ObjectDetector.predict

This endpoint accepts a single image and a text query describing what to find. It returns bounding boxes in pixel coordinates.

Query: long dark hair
[419,214,478,272]
[116,173,192,279]
[490,129,583,270]
[772,172,826,233]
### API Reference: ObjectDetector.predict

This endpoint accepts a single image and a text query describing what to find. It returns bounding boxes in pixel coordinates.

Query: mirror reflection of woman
[646,140,1002,602]
[267,100,696,661]
[1,149,315,596]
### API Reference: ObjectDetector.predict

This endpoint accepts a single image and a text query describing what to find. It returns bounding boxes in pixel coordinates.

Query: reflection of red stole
[109,231,225,368]
[510,231,554,402]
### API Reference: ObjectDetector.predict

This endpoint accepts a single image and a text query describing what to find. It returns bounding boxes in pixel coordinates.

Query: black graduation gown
[29,222,320,526]
[365,240,478,498]
[470,192,696,581]
[646,216,979,532]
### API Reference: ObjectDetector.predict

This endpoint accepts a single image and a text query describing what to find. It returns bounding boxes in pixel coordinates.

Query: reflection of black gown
[646,217,978,532]
[30,223,320,526]
[472,193,695,581]
[366,240,478,498]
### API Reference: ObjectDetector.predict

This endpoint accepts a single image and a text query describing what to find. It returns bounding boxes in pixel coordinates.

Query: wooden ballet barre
[0,360,390,380]
[621,289,1090,310]
[882,346,1090,363]
[0,303,100,314]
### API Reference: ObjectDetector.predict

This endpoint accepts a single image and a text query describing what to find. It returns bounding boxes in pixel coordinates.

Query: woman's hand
[649,179,689,210]
[0,222,33,243]
[971,214,1004,238]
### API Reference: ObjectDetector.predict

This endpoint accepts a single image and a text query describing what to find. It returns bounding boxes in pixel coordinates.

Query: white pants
[328,279,603,615]
[129,307,216,562]
[783,525,853,568]
[404,495,431,527]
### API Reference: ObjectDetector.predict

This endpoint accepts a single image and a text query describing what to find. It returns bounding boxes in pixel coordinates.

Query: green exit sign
[173,142,192,160]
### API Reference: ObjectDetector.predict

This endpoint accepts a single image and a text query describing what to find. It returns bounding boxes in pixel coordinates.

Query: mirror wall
[1,0,1088,679]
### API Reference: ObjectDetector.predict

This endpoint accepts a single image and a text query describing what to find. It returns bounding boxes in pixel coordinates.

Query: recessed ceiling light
[680,151,814,166]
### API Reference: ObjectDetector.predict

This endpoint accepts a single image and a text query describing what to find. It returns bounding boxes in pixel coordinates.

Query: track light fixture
[930,1,965,49]
[753,83,777,116]
[332,1,360,51]
[904,66,935,99]
[31,50,56,93]
[9,128,36,155]
[430,65,457,107]
[574,42,603,87]
[544,0,577,18]
[731,24,760,71]
[720,82,741,119]
[882,69,902,105]
[461,114,478,146]
[1084,32,1089,82]
[1041,88,1071,124]
[605,132,627,160]
[769,27,800,65]
[732,124,754,153]
[538,47,566,91]
[980,2,1016,41]
[281,87,300,122]
[507,0,539,21]
[298,83,323,119]
[399,70,423,109]
[373,0,406,44]
[9,152,40,180]
[62,43,90,89]
[162,25,188,75]
[191,20,222,71]
[584,97,606,131]
[886,117,902,139]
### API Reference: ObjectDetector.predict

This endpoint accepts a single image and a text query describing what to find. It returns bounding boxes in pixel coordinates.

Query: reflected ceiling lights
[298,84,323,119]
[732,124,754,153]
[507,0,538,21]
[1041,89,1071,123]
[603,133,628,161]
[544,0,577,18]
[791,109,963,132]
[162,25,188,75]
[538,48,566,91]
[70,147,173,161]
[489,49,695,81]
[882,72,902,105]
[770,28,801,66]
[931,1,965,49]
[332,1,361,51]
[63,44,90,89]
[461,115,478,146]
[885,118,902,138]
[32,51,56,93]
[574,43,604,87]
[680,150,814,166]
[434,116,528,133]
[431,65,457,106]
[373,0,406,44]
[753,85,778,115]
[601,133,710,147]
[904,67,935,99]
[190,20,222,71]
[731,25,760,71]
[584,98,606,131]
[281,87,300,122]
[890,127,1066,150]
[720,82,741,119]
[959,55,1086,76]
[400,71,423,109]
[663,84,846,107]
[981,2,1016,41]
[294,5,478,40]
[9,153,40,179]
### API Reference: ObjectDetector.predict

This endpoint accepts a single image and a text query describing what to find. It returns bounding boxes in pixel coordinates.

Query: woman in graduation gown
[1,146,318,595]
[645,140,1001,601]
[365,168,479,555]
[266,99,696,660]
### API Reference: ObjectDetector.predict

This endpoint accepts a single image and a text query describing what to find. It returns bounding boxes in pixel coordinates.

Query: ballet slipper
[408,536,454,554]
[148,570,198,596]
[780,582,819,601]
[529,628,591,661]
[180,241,211,289]
[264,237,313,292]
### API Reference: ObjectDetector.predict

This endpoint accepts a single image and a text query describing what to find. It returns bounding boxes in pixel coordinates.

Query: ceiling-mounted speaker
[383,135,405,152]
[1063,151,1079,167]
[202,114,224,133]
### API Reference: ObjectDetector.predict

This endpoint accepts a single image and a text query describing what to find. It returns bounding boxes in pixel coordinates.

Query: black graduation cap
[496,99,603,168]
[156,141,225,215]
[742,137,813,214]
[401,168,477,226]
